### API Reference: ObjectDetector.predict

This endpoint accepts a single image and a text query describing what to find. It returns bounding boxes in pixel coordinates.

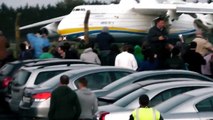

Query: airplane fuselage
[57,4,212,42]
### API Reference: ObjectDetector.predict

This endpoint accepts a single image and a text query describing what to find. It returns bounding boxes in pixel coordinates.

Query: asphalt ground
[0,93,20,120]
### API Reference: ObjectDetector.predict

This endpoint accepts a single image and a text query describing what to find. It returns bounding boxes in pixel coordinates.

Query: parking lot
[0,93,17,120]
[1,58,213,120]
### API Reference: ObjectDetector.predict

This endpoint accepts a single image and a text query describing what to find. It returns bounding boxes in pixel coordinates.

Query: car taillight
[32,92,51,102]
[99,112,110,120]
[2,77,13,88]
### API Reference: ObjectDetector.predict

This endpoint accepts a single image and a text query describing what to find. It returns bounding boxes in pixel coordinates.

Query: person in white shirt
[193,30,213,56]
[115,45,138,70]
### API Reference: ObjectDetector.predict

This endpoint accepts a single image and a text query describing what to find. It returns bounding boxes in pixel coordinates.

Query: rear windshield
[34,70,67,85]
[13,70,31,86]
[114,88,147,107]
[0,64,15,76]
[104,84,141,100]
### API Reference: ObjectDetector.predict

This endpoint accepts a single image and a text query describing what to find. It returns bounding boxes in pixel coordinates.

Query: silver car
[9,64,98,112]
[94,69,213,97]
[105,88,213,120]
[97,81,213,120]
[19,66,134,119]
[98,78,198,105]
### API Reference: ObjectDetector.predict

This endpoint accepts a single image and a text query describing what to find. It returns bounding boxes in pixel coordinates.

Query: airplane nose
[57,13,84,36]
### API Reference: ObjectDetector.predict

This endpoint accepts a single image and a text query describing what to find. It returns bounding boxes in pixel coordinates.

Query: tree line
[0,0,116,42]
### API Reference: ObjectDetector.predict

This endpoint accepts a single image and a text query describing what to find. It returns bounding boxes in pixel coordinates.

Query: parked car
[94,70,213,97]
[156,87,213,120]
[98,78,197,106]
[96,81,213,120]
[103,88,213,120]
[0,59,88,93]
[0,59,50,93]
[9,64,98,112]
[19,66,134,119]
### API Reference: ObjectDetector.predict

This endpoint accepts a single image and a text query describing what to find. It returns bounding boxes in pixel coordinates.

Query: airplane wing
[176,3,213,14]
[132,4,176,15]
[19,15,67,30]
[132,3,213,15]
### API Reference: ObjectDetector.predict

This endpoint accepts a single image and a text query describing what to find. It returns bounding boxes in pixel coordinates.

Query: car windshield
[13,70,31,86]
[104,84,141,100]
[0,64,15,76]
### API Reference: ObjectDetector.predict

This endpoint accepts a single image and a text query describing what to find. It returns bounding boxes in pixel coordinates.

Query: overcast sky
[0,0,209,8]
[0,0,112,8]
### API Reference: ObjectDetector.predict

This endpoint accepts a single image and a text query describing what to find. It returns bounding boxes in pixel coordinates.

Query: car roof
[117,81,213,102]
[20,64,99,72]
[113,81,213,108]
[135,78,202,85]
[50,66,134,76]
[9,59,55,64]
[103,69,212,90]
[102,78,199,98]
[24,59,89,67]
[143,80,213,91]
[131,70,211,79]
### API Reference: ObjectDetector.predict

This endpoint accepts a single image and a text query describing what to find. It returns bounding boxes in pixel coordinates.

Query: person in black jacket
[95,27,114,65]
[147,17,170,69]
[183,42,206,73]
[57,43,79,59]
[48,75,81,120]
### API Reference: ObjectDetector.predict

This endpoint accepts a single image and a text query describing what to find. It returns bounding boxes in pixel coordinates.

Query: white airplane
[20,0,213,42]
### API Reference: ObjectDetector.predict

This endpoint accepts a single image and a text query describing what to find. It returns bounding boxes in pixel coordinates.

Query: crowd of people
[1,17,213,120]
[1,18,213,78]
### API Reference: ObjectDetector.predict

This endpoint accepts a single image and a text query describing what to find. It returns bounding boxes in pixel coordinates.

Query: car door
[195,96,213,120]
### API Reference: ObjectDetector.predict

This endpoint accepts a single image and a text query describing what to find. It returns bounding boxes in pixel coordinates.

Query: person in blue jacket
[27,29,50,58]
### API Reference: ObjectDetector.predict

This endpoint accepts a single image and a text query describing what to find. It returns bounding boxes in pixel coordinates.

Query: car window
[34,70,67,85]
[75,72,111,90]
[13,70,31,86]
[150,86,205,107]
[196,96,213,112]
[112,72,132,81]
[0,64,15,76]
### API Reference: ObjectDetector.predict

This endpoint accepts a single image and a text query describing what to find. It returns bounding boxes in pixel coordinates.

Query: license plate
[23,96,31,103]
